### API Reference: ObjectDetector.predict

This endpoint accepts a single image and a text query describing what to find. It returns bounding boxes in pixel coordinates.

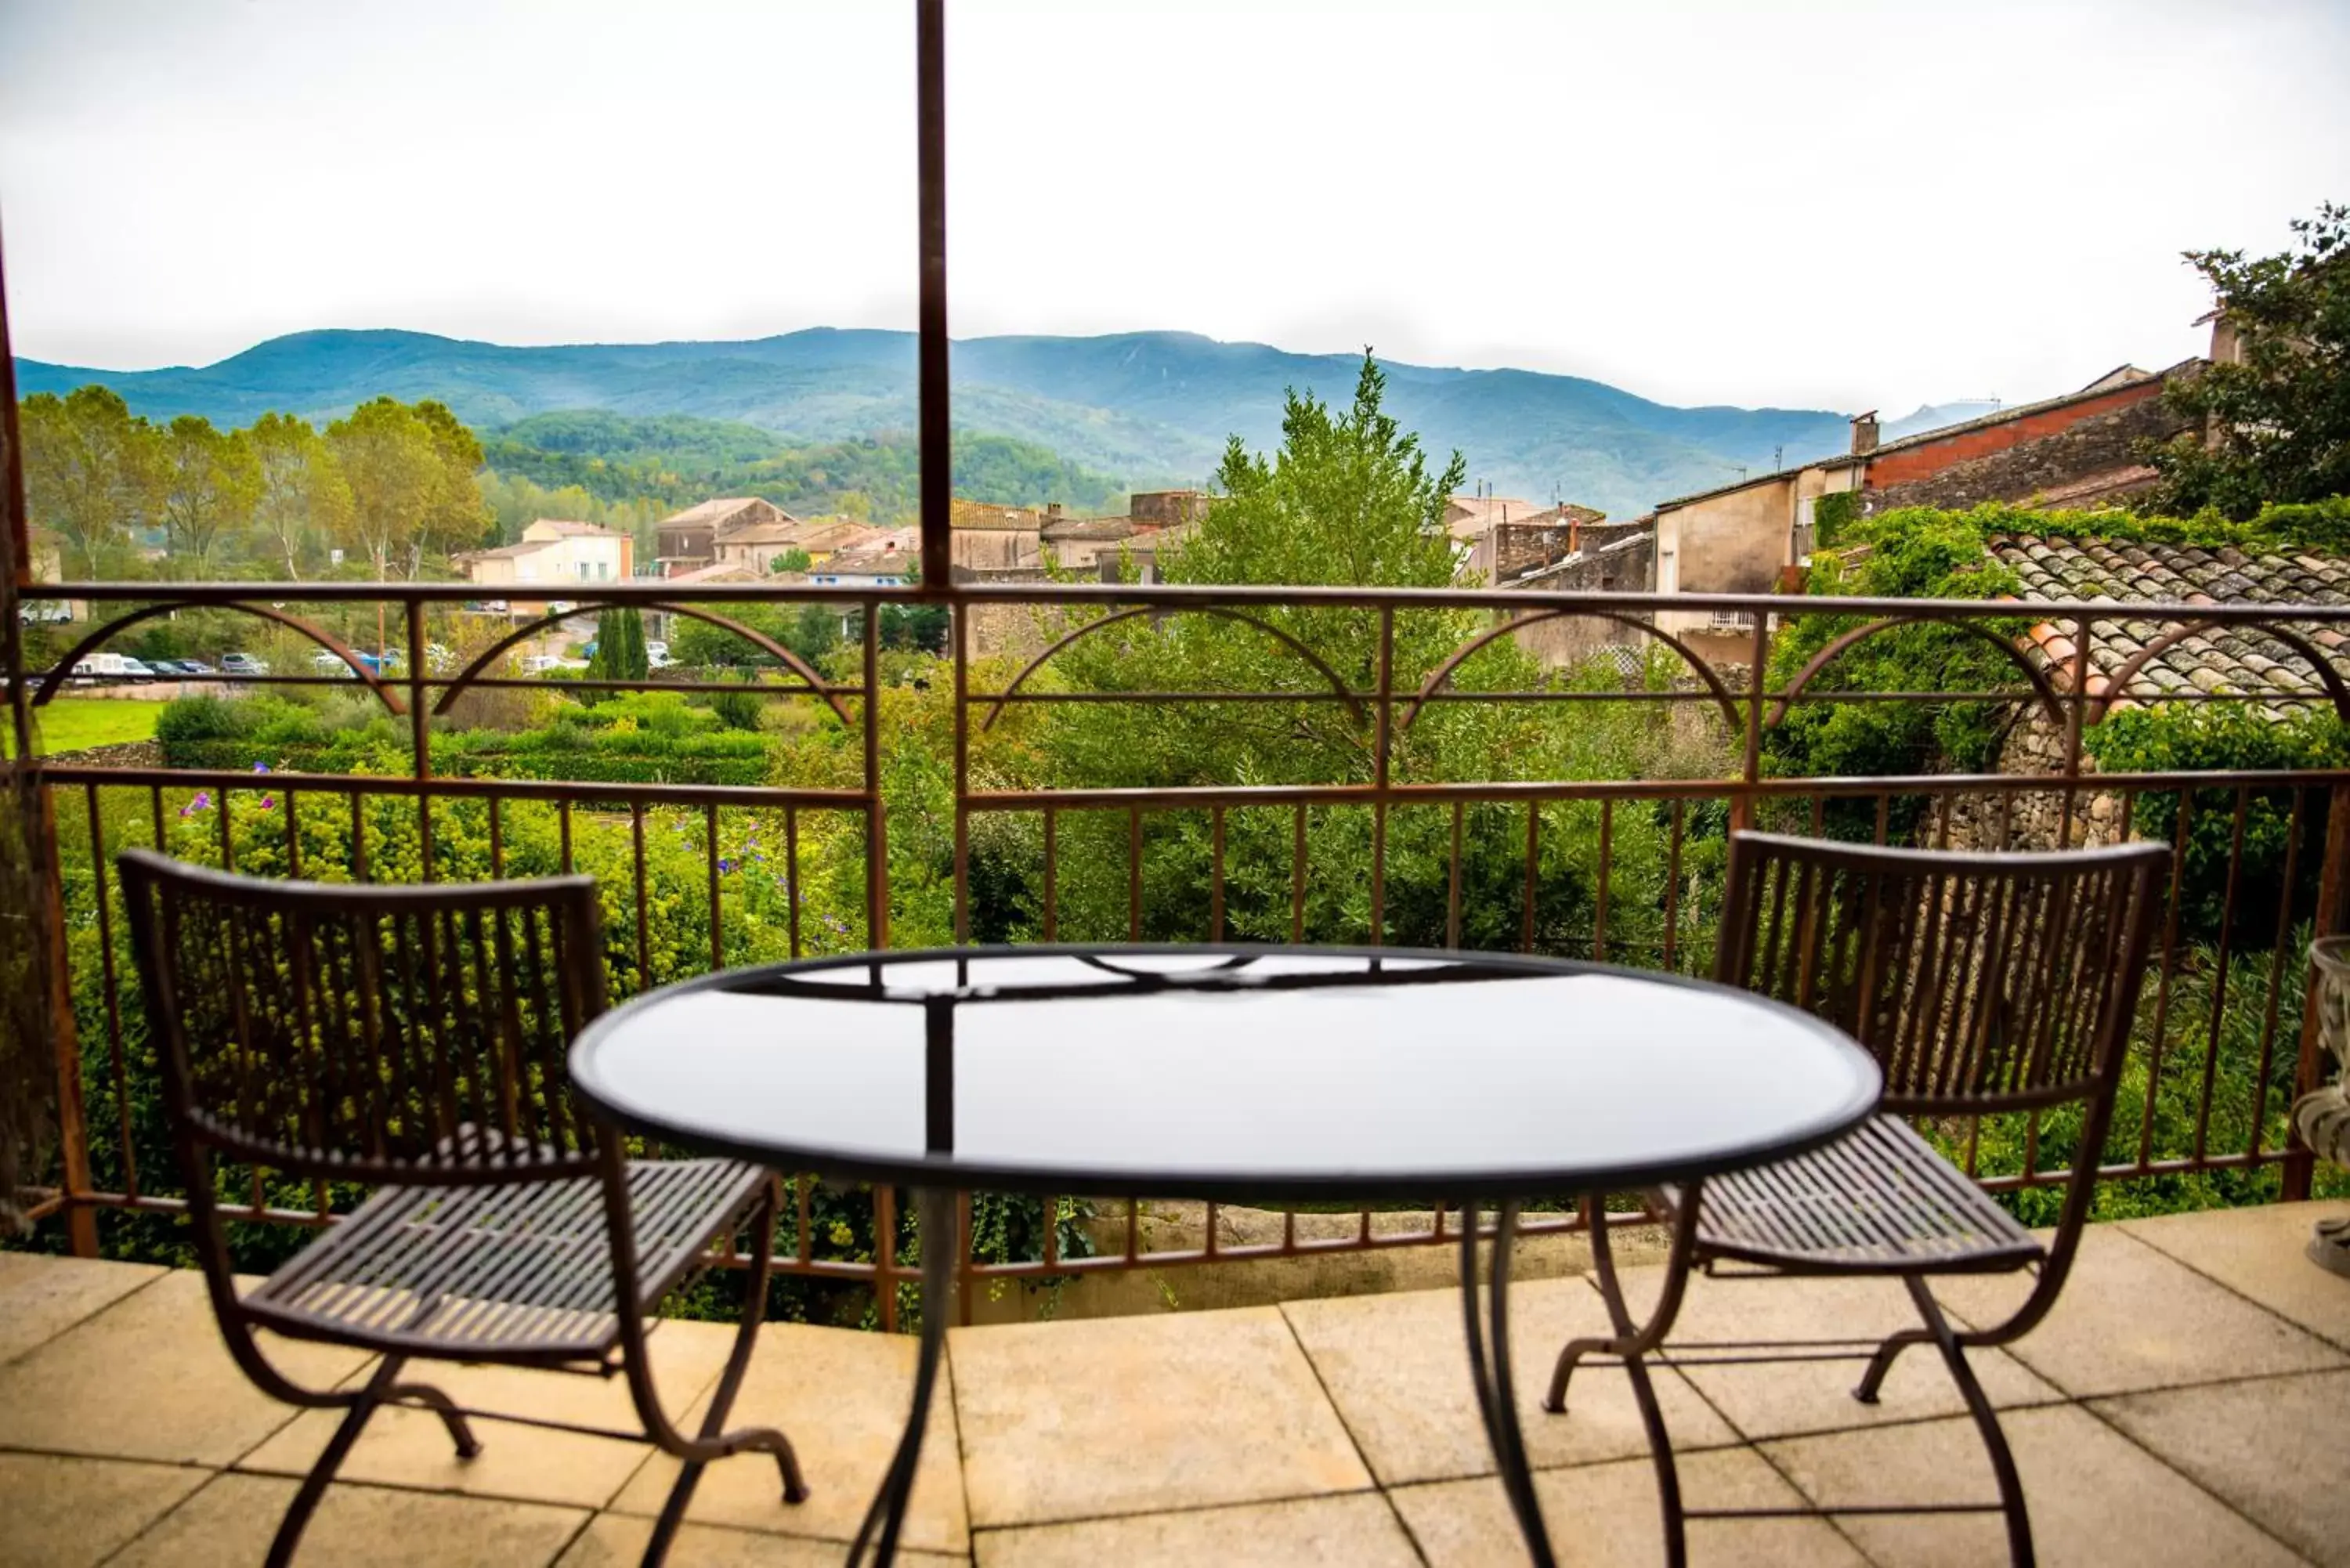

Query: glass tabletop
[567,946,1884,1200]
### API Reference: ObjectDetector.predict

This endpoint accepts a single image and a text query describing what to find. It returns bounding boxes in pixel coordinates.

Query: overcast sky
[2,0,2346,414]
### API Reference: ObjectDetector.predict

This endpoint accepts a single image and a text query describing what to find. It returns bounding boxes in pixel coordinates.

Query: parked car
[146,659,197,676]
[219,653,268,677]
[71,654,146,681]
[176,659,218,675]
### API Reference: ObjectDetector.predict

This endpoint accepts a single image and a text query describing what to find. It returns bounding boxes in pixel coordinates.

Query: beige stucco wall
[1656,475,1799,637]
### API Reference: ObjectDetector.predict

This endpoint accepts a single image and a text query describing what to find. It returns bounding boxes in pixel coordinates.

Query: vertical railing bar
[1661,799,1685,972]
[217,773,233,871]
[350,789,368,880]
[953,597,970,944]
[486,794,504,879]
[2246,786,2305,1159]
[862,604,888,949]
[83,782,136,1200]
[1043,1194,1061,1268]
[2138,790,2195,1168]
[785,804,802,958]
[1290,804,1307,944]
[283,786,301,879]
[149,782,164,849]
[1447,800,1464,949]
[1124,1199,1139,1263]
[705,801,724,974]
[1041,806,1058,943]
[875,1184,898,1334]
[1873,793,1891,847]
[1209,804,1225,943]
[1127,805,1142,942]
[1521,800,1539,954]
[1593,798,1614,962]
[558,800,573,875]
[2193,788,2251,1162]
[631,800,651,993]
[795,1173,814,1266]
[407,599,433,877]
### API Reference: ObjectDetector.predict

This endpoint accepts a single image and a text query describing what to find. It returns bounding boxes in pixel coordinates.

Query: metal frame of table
[569,946,1882,1566]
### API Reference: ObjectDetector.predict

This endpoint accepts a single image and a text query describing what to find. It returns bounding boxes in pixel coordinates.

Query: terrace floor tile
[1388,1447,1866,1568]
[2092,1368,2350,1566]
[1601,1261,2062,1440]
[608,1321,968,1557]
[948,1306,1371,1529]
[1932,1224,2348,1399]
[240,1318,744,1509]
[107,1470,588,1568]
[1763,1403,2310,1568]
[1280,1277,1737,1486]
[0,1451,212,1568]
[971,1493,1421,1568]
[0,1252,166,1366]
[0,1270,370,1465]
[2120,1198,2350,1350]
[560,1513,967,1567]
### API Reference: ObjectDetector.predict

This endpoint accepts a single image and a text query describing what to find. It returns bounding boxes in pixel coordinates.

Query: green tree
[18,385,164,577]
[589,607,650,692]
[769,547,812,574]
[158,415,262,576]
[325,398,492,578]
[2142,201,2350,517]
[247,412,352,580]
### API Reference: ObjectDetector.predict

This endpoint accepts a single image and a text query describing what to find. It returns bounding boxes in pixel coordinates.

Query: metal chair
[1546,831,2169,1568]
[118,850,808,1568]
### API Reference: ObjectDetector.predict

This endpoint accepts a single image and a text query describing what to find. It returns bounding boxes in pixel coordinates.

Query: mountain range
[14,328,1987,519]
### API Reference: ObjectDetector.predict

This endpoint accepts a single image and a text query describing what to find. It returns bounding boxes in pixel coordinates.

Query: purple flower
[252,761,272,774]
[186,790,212,812]
[717,858,739,873]
[258,796,276,811]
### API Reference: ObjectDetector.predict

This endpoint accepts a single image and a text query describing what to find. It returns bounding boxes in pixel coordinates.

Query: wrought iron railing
[6,576,2347,1324]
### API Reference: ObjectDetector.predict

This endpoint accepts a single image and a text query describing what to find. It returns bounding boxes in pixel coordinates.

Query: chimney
[1046,503,1064,522]
[1850,411,1880,457]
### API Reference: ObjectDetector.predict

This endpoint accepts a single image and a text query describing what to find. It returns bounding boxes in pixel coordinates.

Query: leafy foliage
[1766,505,2028,791]
[2142,201,2350,518]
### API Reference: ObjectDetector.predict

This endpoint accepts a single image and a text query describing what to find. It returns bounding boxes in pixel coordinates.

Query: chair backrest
[119,849,609,1190]
[1716,832,2170,1117]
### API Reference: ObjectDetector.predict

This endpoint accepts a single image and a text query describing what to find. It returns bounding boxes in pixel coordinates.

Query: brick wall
[1865,385,2195,513]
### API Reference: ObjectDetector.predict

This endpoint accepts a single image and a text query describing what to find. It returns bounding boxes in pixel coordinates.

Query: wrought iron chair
[118,850,808,1568]
[1546,831,2169,1568]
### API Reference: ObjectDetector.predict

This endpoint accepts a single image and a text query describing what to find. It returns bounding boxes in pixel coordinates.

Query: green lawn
[2,698,162,757]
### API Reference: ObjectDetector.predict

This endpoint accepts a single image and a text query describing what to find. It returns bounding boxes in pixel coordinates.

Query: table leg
[848,1186,956,1568]
[1459,1200,1557,1568]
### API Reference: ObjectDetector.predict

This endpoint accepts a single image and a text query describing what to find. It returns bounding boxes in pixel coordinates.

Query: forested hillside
[16,327,1878,518]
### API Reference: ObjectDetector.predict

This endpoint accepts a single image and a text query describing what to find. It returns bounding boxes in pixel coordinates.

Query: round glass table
[570,946,1882,1566]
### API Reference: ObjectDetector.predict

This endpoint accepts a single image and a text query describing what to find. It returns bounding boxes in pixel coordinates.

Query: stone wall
[1864,388,2195,514]
[1937,711,2131,853]
[1499,531,1658,668]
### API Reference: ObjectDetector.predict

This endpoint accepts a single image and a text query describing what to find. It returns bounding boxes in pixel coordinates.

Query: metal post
[915,0,949,595]
[0,237,96,1254]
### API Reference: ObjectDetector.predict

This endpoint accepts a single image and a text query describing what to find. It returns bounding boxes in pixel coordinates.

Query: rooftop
[3,1201,2341,1565]
[660,498,792,529]
[1994,533,2350,717]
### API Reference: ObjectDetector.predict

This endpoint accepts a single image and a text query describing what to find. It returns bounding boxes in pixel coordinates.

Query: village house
[457,518,634,612]
[1650,355,2207,659]
[653,497,797,576]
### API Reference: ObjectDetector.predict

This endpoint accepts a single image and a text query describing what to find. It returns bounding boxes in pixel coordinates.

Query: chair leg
[1853,1324,1931,1404]
[1544,1194,1695,1415]
[384,1378,483,1458]
[265,1356,401,1568]
[637,1184,808,1568]
[1904,1275,2034,1568]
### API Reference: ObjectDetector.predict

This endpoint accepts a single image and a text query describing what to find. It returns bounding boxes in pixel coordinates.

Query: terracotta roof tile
[1987,533,2350,721]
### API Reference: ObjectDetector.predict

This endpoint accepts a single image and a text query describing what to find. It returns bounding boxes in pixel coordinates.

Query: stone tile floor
[2,1201,2346,1566]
